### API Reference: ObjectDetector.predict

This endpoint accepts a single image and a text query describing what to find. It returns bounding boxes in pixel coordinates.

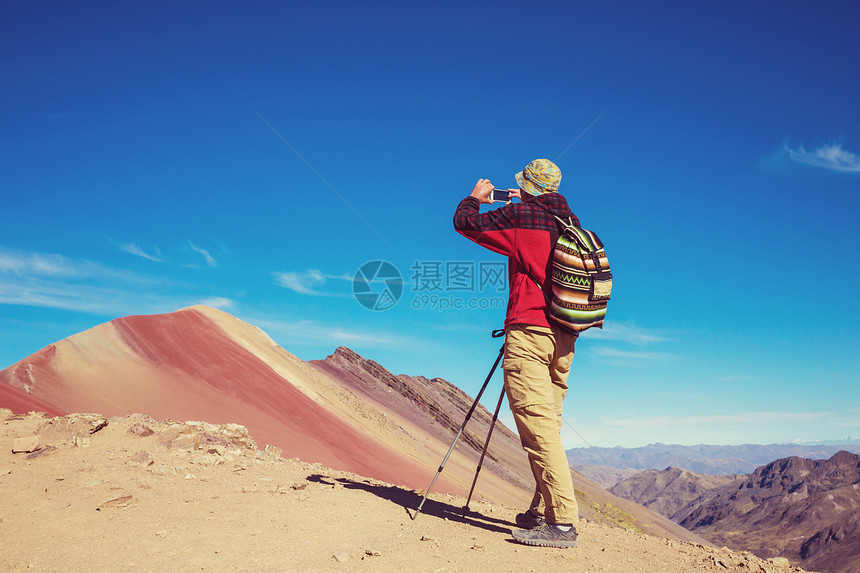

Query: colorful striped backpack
[531,207,613,333]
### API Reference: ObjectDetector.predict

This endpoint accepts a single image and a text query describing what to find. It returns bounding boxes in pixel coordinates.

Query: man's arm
[470,178,494,204]
[454,179,521,257]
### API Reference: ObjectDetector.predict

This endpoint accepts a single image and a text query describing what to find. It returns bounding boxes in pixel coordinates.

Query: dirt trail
[1,413,814,573]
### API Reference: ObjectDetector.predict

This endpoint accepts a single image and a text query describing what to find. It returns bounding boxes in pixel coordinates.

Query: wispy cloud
[781,141,860,173]
[197,296,236,310]
[0,247,228,317]
[0,247,153,282]
[117,241,163,262]
[591,346,676,361]
[603,411,834,431]
[249,317,402,348]
[272,269,351,297]
[0,249,73,276]
[0,273,175,316]
[188,241,218,267]
[717,373,757,383]
[585,320,667,345]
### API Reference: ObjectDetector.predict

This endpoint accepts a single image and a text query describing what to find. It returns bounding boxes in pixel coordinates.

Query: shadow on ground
[307,474,514,535]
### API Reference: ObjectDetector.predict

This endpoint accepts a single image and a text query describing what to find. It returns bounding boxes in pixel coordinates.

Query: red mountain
[0,306,708,542]
[0,306,441,490]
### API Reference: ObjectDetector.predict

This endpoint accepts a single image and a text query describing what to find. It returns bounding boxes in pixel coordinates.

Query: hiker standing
[453,159,581,548]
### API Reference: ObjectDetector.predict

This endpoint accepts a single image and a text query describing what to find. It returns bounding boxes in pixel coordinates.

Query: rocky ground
[1,412,816,573]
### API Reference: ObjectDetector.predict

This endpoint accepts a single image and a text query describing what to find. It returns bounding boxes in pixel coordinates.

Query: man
[453,158,580,549]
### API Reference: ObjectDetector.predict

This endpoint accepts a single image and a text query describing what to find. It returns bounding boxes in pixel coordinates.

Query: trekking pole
[462,383,506,515]
[412,330,505,520]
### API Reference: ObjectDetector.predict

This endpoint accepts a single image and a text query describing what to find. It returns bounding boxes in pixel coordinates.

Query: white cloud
[584,320,666,345]
[272,269,351,297]
[717,373,757,383]
[0,247,152,283]
[0,274,178,316]
[602,411,833,431]
[782,142,860,173]
[0,249,73,276]
[188,241,218,267]
[0,247,224,318]
[197,297,236,310]
[248,317,400,348]
[590,346,675,361]
[117,242,163,262]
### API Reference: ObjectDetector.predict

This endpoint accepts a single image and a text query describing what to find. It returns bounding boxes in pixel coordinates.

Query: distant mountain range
[0,306,702,542]
[568,442,860,476]
[608,453,860,573]
[608,467,744,519]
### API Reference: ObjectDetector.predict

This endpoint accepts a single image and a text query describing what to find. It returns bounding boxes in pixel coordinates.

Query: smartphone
[492,188,510,203]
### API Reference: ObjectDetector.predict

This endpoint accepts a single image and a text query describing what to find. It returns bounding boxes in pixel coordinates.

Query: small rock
[420,535,434,542]
[170,433,200,450]
[128,423,154,437]
[206,445,226,456]
[12,435,42,454]
[290,482,307,490]
[264,444,282,457]
[768,557,791,567]
[130,451,154,467]
[471,542,485,551]
[364,549,381,557]
[333,553,351,563]
[74,436,91,448]
[98,495,134,510]
[26,445,56,460]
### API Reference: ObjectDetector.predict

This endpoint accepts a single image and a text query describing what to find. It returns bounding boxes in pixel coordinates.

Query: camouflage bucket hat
[515,158,562,196]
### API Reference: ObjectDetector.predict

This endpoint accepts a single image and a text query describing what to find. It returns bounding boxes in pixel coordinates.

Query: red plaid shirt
[453,193,580,330]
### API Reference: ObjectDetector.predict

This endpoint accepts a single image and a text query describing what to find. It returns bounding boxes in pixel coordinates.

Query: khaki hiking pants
[503,324,579,525]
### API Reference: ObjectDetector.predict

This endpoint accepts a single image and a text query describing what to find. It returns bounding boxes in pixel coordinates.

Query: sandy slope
[1,412,814,573]
[0,306,719,542]
[0,307,461,494]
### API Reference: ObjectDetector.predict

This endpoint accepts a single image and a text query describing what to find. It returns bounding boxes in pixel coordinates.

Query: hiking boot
[514,511,546,530]
[512,524,579,548]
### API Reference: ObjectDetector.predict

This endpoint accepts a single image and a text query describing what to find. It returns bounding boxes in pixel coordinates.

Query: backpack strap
[517,202,562,308]
[530,201,599,253]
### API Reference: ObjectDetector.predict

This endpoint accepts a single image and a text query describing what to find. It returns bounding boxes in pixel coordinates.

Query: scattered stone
[128,423,154,437]
[205,445,226,456]
[38,414,108,443]
[333,553,351,563]
[26,445,56,460]
[170,433,200,450]
[12,435,42,453]
[363,549,381,557]
[97,495,134,510]
[129,451,154,467]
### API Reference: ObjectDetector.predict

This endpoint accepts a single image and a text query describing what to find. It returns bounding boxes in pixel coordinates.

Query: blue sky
[2,0,859,448]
